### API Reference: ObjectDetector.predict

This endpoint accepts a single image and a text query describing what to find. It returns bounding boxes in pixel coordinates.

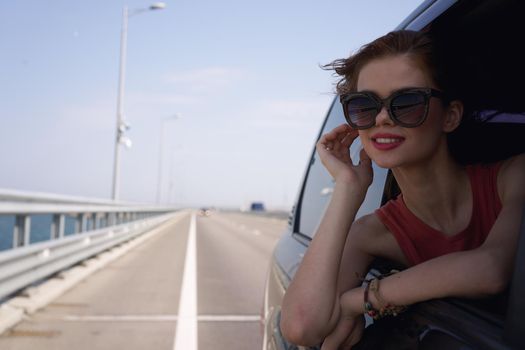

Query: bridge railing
[0,188,178,301]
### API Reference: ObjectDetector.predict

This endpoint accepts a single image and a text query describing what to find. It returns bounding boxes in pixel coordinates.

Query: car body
[251,202,266,212]
[261,0,525,349]
[199,207,212,216]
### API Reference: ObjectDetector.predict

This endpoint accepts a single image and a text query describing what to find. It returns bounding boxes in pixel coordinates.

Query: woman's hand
[316,124,373,191]
[320,314,365,350]
[320,287,366,350]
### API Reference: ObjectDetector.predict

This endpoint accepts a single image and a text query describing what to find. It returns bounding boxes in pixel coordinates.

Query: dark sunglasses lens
[346,96,377,128]
[391,92,426,126]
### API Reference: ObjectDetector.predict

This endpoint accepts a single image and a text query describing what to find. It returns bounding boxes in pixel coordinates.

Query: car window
[298,98,387,238]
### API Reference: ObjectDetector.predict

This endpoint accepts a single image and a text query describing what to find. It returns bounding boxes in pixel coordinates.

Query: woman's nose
[375,106,394,127]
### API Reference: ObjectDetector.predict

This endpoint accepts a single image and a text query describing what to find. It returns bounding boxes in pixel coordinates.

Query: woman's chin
[362,144,400,169]
[371,157,402,169]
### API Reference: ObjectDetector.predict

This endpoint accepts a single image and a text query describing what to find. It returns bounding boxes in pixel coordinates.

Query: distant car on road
[198,207,211,217]
[250,202,266,212]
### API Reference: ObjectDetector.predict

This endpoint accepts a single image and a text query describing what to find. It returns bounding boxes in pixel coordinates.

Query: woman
[280,30,525,349]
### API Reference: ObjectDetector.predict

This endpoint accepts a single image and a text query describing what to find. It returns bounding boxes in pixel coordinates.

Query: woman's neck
[392,147,471,235]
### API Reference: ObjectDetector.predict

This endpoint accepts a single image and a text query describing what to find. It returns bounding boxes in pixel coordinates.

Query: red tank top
[375,162,503,266]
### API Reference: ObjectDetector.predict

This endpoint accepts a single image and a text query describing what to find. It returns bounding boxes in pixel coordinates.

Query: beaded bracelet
[363,270,407,320]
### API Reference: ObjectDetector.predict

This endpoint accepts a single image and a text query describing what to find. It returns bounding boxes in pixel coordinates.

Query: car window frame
[290,99,335,241]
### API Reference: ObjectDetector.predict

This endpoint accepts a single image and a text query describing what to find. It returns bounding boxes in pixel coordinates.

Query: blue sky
[0,0,423,209]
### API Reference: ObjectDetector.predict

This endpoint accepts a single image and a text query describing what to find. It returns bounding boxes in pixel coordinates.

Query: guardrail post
[93,213,101,230]
[13,215,31,248]
[51,214,65,239]
[94,213,101,229]
[75,214,80,233]
[106,213,113,227]
[76,213,88,233]
[87,213,94,231]
[88,214,92,231]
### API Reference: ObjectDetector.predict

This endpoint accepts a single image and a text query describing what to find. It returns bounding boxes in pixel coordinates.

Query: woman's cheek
[360,137,373,156]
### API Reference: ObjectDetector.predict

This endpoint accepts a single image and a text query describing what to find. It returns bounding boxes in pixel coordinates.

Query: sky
[0,0,423,210]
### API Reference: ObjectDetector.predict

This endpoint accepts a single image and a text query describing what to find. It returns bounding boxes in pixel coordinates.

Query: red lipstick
[370,133,405,151]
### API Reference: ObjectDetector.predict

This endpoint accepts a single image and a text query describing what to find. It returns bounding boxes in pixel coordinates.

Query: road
[0,210,286,350]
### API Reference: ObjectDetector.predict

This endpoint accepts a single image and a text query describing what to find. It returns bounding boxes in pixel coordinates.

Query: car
[251,202,266,212]
[261,0,525,349]
[198,207,212,216]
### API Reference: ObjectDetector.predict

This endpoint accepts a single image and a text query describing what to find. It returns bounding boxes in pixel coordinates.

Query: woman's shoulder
[497,153,525,203]
[350,213,392,250]
[353,212,391,235]
[499,153,525,173]
[351,213,408,264]
[466,154,524,174]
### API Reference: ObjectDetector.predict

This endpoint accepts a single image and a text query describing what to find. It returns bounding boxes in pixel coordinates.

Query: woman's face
[356,54,449,169]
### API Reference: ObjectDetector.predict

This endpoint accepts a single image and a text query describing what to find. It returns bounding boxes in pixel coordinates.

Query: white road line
[173,213,198,350]
[60,315,261,322]
[63,315,178,322]
[197,315,261,322]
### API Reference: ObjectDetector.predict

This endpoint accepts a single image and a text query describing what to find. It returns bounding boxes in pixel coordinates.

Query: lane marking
[63,315,178,322]
[197,315,261,322]
[173,213,198,350]
[60,315,261,322]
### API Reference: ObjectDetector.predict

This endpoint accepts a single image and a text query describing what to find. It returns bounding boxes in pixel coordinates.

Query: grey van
[261,0,525,349]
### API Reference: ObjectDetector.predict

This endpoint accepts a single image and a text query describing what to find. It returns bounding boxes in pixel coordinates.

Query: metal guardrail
[0,188,178,301]
[0,188,176,249]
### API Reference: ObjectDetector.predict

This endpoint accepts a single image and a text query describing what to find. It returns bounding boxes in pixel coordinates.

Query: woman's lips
[371,133,405,150]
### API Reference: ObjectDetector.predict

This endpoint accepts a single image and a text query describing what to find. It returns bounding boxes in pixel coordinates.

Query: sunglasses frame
[339,87,445,130]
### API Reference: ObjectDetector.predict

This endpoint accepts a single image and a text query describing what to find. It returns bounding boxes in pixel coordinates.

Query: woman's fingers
[320,318,353,350]
[340,129,359,148]
[319,124,358,152]
[342,330,360,349]
[341,317,364,349]
[322,125,351,145]
[324,124,352,141]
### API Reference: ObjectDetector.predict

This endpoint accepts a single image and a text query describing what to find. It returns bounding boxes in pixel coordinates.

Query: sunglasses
[339,88,445,130]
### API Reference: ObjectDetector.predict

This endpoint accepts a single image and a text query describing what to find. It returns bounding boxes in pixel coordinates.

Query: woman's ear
[442,100,464,132]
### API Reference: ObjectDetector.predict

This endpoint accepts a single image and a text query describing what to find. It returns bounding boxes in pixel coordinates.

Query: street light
[111,2,166,201]
[150,3,166,10]
[156,114,180,203]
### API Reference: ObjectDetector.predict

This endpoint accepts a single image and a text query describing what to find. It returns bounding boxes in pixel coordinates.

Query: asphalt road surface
[0,210,286,350]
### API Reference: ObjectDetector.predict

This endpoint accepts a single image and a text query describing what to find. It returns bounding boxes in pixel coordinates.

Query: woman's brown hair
[325,30,454,98]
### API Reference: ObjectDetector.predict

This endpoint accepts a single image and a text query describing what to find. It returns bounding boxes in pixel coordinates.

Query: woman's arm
[280,124,374,346]
[339,154,525,316]
[281,182,372,346]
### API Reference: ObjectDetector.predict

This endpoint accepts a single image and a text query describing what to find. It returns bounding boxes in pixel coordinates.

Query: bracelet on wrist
[363,269,407,320]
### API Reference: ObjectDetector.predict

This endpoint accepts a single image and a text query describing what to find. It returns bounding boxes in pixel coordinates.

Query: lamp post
[156,114,180,203]
[111,2,166,201]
